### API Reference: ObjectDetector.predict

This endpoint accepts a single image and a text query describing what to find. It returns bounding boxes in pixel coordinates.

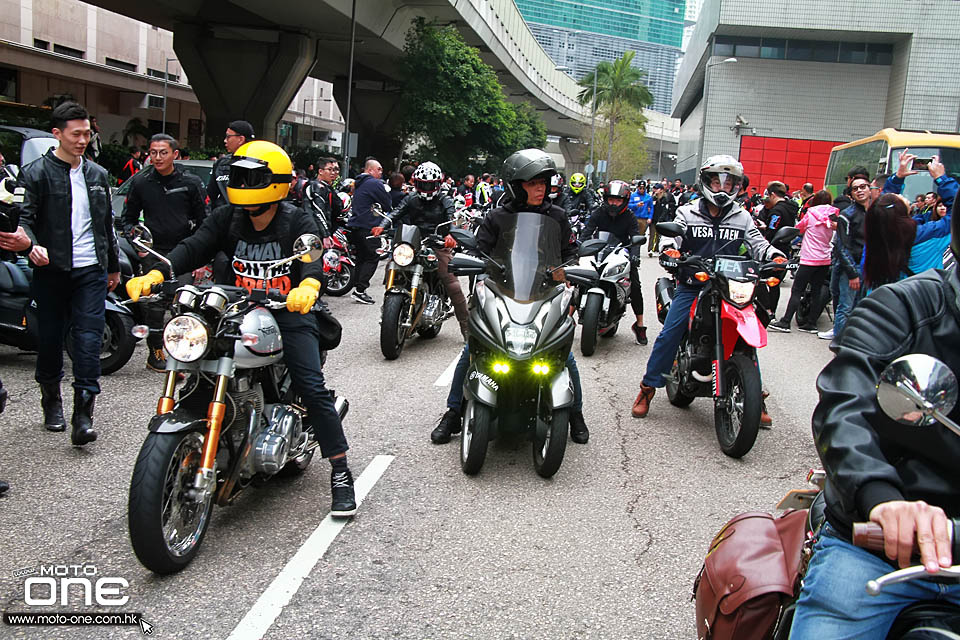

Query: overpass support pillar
[332,77,403,172]
[173,24,317,145]
[558,137,587,175]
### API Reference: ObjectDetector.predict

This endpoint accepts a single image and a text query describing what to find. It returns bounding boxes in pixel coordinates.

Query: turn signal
[132,325,150,339]
[664,248,681,258]
[241,333,260,346]
[766,277,781,287]
[694,272,709,282]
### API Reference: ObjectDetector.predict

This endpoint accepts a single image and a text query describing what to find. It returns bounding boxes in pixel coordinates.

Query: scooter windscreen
[488,212,562,303]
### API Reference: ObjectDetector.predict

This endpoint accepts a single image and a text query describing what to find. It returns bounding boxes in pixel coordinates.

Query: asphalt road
[0,257,834,639]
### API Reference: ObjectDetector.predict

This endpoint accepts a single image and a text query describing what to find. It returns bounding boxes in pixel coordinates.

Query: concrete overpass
[84,0,677,171]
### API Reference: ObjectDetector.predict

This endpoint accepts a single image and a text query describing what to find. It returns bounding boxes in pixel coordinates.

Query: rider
[431,149,590,445]
[631,155,785,418]
[548,173,570,211]
[125,141,358,518]
[564,172,598,220]
[579,179,648,346]
[371,161,469,339]
[789,201,960,637]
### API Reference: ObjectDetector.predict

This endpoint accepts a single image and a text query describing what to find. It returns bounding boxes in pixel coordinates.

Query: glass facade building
[515,0,686,114]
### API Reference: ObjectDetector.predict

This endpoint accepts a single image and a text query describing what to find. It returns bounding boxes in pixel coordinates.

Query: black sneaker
[431,408,462,444]
[352,290,375,305]
[769,320,791,333]
[330,469,357,518]
[631,323,648,345]
[146,348,167,372]
[569,410,589,444]
[797,324,819,334]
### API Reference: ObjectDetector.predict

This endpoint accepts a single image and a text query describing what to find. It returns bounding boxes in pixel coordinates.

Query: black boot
[71,389,98,446]
[431,408,462,444]
[569,410,589,444]
[40,383,66,432]
[0,480,8,496]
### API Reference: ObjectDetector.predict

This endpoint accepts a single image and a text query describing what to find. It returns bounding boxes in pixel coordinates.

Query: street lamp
[161,56,177,135]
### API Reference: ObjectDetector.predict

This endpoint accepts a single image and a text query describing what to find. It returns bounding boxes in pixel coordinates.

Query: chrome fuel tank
[234,307,283,368]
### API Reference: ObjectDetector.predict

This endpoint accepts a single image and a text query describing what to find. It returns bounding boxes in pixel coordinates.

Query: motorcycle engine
[251,404,303,476]
[421,294,443,325]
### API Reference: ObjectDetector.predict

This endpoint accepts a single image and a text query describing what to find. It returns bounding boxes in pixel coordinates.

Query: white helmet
[697,155,744,211]
[338,192,351,214]
[548,173,563,200]
[413,161,443,200]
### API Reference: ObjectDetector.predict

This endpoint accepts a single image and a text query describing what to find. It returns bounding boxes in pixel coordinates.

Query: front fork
[405,264,424,329]
[195,374,228,496]
[712,300,725,404]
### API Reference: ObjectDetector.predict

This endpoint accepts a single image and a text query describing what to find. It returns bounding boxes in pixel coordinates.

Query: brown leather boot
[632,384,656,418]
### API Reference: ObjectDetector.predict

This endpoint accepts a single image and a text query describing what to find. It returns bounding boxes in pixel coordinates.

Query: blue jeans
[790,523,960,639]
[831,264,859,339]
[446,345,583,412]
[32,266,107,394]
[642,285,700,388]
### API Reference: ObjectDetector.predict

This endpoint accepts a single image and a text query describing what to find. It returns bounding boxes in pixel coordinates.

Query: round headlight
[393,243,416,267]
[163,315,209,362]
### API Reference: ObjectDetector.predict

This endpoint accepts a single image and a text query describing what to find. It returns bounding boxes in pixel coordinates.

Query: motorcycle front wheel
[460,398,491,475]
[128,431,214,574]
[380,293,409,360]
[324,263,356,297]
[580,292,603,356]
[533,408,568,478]
[714,353,762,458]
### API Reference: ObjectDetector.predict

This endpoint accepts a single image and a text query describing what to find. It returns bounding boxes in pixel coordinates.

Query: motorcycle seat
[0,261,29,295]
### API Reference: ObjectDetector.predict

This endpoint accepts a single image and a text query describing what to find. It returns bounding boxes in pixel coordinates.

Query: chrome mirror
[293,233,323,263]
[877,354,958,428]
[129,224,154,250]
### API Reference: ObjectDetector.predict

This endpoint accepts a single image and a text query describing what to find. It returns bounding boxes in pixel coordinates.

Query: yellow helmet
[570,172,586,193]
[226,140,293,206]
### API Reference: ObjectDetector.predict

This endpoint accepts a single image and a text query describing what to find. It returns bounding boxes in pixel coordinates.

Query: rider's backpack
[692,510,807,640]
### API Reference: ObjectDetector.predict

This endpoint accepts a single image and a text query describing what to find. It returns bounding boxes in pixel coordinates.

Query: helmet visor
[228,157,290,190]
[414,178,440,195]
[702,171,743,195]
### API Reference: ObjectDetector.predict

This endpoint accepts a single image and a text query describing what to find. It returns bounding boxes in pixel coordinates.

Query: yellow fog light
[532,363,551,375]
[492,362,511,374]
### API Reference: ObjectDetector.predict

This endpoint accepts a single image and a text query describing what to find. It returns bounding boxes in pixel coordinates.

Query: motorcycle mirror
[770,226,800,245]
[130,224,154,249]
[293,234,324,263]
[449,228,478,251]
[656,222,684,238]
[579,238,605,257]
[876,354,959,428]
[435,220,454,234]
[632,234,647,246]
[448,254,486,276]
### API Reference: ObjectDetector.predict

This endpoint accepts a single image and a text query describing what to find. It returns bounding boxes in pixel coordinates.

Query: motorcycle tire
[380,294,409,360]
[324,263,356,297]
[533,408,568,479]
[580,292,603,356]
[66,312,136,376]
[665,341,696,408]
[128,431,214,574]
[714,353,762,459]
[460,398,491,475]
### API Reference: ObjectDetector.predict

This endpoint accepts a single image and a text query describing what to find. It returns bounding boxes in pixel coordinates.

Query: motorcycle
[125,231,348,574]
[566,231,646,356]
[302,185,357,297]
[653,221,793,458]
[378,218,453,360]
[447,212,579,478]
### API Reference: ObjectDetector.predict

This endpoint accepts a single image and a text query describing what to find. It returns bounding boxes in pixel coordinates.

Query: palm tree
[578,51,654,179]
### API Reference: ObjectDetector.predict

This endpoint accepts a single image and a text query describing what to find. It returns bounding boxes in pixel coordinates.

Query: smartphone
[911,158,931,171]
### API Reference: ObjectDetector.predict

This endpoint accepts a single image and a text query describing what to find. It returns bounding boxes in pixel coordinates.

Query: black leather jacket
[121,165,208,252]
[477,198,577,263]
[815,269,960,539]
[17,149,119,273]
[387,193,455,236]
[564,188,598,218]
[206,154,232,210]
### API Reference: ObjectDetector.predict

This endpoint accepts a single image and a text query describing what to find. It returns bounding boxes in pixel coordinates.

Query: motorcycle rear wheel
[128,431,214,574]
[580,292,603,356]
[714,353,762,458]
[533,408,568,478]
[460,398,491,475]
[324,263,356,297]
[380,293,409,360]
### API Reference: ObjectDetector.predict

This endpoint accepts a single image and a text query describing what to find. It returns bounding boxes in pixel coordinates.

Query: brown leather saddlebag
[693,510,808,640]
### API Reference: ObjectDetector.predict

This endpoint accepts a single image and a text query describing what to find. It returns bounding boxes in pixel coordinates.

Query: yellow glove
[286,278,321,314]
[126,269,164,302]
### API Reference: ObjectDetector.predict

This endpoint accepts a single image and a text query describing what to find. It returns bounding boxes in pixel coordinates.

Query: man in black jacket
[757,180,799,317]
[126,141,358,518]
[123,133,209,371]
[0,102,120,446]
[304,157,343,235]
[206,120,254,209]
[346,158,392,304]
[431,149,589,445]
[789,218,960,636]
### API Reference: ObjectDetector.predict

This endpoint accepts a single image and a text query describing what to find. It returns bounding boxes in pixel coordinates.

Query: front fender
[464,364,499,408]
[147,408,207,434]
[547,368,574,410]
[105,293,132,315]
[720,300,767,359]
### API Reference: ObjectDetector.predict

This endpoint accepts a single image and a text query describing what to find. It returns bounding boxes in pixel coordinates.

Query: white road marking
[225,455,395,640]
[434,351,462,387]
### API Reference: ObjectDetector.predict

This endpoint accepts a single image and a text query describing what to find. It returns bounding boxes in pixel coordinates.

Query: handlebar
[853,520,960,595]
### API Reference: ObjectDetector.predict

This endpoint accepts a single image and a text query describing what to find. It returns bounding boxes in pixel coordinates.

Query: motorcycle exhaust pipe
[655,276,675,325]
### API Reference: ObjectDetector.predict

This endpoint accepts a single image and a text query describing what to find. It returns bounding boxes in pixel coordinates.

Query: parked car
[110,159,215,214]
[0,125,58,178]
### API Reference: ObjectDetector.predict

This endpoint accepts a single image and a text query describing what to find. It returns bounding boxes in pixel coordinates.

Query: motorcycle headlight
[727,280,756,306]
[603,262,627,278]
[393,243,415,267]
[504,326,538,356]
[163,315,209,362]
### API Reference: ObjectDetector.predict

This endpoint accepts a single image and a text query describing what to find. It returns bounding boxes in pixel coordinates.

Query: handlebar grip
[852,522,886,551]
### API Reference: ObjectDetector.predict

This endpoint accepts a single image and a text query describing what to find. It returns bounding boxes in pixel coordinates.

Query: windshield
[488,212,562,303]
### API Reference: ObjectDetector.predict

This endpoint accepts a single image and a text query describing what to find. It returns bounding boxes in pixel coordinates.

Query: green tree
[591,106,650,180]
[578,51,653,179]
[397,18,546,176]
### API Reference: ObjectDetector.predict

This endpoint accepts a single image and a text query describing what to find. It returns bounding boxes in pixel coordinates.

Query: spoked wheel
[380,294,410,360]
[128,431,214,574]
[532,407,568,478]
[714,353,762,458]
[460,398,491,475]
[324,263,356,297]
[665,339,696,407]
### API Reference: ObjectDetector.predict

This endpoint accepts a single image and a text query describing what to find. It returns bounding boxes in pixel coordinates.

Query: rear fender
[720,300,767,359]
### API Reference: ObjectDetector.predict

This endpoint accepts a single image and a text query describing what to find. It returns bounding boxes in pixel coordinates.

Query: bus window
[894,147,960,201]
[824,139,887,197]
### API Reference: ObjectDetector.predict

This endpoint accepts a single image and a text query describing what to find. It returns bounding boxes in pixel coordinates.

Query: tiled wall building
[672,0,960,186]
[516,0,686,114]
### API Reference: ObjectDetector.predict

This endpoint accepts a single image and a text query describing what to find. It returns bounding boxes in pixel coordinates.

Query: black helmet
[501,149,557,205]
[603,180,631,216]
